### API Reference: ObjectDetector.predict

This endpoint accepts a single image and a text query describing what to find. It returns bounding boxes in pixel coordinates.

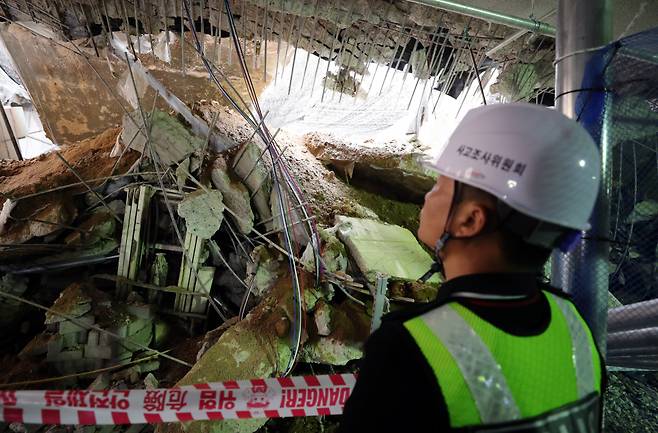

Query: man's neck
[444,255,528,281]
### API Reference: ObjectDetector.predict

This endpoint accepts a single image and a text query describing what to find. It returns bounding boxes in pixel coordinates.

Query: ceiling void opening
[258,45,502,160]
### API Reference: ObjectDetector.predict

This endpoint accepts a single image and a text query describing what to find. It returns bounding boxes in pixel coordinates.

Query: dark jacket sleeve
[338,320,450,433]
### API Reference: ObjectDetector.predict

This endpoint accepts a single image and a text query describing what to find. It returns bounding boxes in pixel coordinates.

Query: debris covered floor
[0,91,440,433]
[4,96,655,433]
[0,1,657,432]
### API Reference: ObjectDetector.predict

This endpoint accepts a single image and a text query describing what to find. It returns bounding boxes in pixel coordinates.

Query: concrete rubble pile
[0,76,653,433]
[0,103,440,433]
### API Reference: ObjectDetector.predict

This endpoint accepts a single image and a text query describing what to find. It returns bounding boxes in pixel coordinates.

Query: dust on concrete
[0,127,138,201]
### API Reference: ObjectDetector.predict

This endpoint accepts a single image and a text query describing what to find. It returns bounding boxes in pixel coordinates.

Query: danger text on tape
[0,374,356,425]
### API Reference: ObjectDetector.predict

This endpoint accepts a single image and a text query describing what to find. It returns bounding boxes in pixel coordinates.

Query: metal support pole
[486,8,557,58]
[551,0,612,354]
[406,0,555,37]
[0,105,22,160]
[370,274,389,334]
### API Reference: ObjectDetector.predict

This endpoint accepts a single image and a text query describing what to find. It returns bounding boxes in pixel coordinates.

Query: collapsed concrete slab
[304,132,436,203]
[335,216,439,283]
[313,301,333,337]
[197,103,400,230]
[177,189,225,239]
[120,110,205,166]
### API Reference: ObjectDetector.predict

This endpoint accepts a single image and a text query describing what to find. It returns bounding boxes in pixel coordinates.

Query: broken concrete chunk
[211,157,254,234]
[175,157,191,188]
[45,283,92,324]
[49,347,84,362]
[303,300,370,365]
[301,226,347,274]
[123,322,153,352]
[0,199,16,234]
[231,141,272,223]
[121,110,204,166]
[47,334,63,356]
[18,333,54,359]
[152,31,177,63]
[144,372,159,389]
[0,194,77,245]
[58,316,94,334]
[127,302,155,320]
[88,373,111,391]
[64,211,115,246]
[314,301,332,336]
[303,284,335,312]
[270,187,311,247]
[85,342,112,360]
[301,337,362,366]
[389,280,439,303]
[177,189,225,239]
[349,185,421,234]
[335,216,439,283]
[138,360,161,374]
[61,330,87,347]
[246,246,283,297]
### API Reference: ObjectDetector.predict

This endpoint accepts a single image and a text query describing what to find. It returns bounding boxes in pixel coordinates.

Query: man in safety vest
[339,103,605,433]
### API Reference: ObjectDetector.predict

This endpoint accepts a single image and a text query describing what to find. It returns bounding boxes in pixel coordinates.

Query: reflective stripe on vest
[417,303,522,423]
[552,296,596,399]
[404,292,601,428]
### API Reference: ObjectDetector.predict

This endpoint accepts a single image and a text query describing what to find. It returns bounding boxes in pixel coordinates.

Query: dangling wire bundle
[182,0,321,376]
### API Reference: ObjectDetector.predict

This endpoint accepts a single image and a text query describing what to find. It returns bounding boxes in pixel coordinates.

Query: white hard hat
[434,103,600,231]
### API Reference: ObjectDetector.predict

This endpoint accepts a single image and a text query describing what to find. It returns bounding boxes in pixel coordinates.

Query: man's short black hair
[459,183,552,270]
[499,228,553,270]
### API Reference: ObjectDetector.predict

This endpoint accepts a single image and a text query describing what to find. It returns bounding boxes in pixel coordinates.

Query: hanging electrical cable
[181,0,321,376]
[220,0,307,376]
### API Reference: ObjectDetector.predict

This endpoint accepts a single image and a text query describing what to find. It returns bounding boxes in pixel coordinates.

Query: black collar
[437,272,541,302]
[384,272,544,323]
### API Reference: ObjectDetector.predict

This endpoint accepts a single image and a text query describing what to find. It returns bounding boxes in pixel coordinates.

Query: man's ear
[450,201,489,238]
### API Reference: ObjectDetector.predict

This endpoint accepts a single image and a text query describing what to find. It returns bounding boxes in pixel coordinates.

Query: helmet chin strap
[418,232,453,283]
[434,232,452,257]
[419,182,463,282]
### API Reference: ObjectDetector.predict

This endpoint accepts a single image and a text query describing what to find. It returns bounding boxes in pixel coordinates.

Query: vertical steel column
[551,0,612,353]
[0,106,22,160]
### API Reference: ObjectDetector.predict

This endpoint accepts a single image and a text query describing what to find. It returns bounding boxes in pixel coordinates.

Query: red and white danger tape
[0,374,356,425]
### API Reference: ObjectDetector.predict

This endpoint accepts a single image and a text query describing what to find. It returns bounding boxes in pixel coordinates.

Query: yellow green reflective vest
[404,291,602,431]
